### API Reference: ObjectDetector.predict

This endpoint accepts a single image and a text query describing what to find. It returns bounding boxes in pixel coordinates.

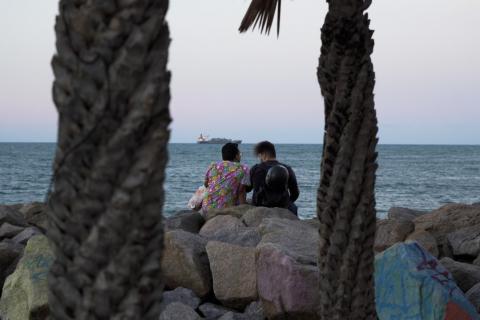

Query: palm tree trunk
[316,0,378,319]
[47,1,171,319]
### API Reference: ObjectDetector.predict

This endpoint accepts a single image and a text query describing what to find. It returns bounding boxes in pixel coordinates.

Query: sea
[0,143,479,219]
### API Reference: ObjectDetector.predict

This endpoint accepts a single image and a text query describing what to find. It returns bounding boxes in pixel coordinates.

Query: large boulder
[374,219,414,252]
[0,235,54,320]
[447,225,480,258]
[161,230,212,297]
[199,303,236,320]
[204,205,254,221]
[199,215,260,247]
[19,202,48,232]
[406,230,439,257]
[165,210,205,234]
[414,204,480,254]
[11,227,42,245]
[375,242,478,319]
[466,283,480,313]
[256,218,319,319]
[241,207,298,227]
[0,205,28,227]
[206,241,257,309]
[0,223,24,239]
[440,257,480,292]
[387,207,427,221]
[159,302,201,320]
[0,240,24,289]
[159,287,201,312]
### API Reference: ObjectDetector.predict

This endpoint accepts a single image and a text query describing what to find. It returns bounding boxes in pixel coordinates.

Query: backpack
[259,165,290,208]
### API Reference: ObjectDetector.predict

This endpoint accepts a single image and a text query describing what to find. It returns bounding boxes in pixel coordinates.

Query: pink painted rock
[256,218,319,319]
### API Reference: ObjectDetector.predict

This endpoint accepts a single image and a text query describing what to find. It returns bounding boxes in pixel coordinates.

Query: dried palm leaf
[239,0,282,36]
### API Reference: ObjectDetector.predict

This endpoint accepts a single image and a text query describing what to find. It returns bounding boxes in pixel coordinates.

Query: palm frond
[239,0,281,36]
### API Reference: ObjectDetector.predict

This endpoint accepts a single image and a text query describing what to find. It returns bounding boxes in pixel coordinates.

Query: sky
[0,0,479,144]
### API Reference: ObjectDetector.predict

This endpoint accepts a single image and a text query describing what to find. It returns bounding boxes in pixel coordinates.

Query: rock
[440,257,480,292]
[199,215,260,247]
[0,240,24,289]
[0,235,54,320]
[375,242,478,319]
[447,225,480,258]
[161,230,212,297]
[302,218,320,229]
[204,204,254,221]
[406,230,439,257]
[0,223,24,239]
[0,205,28,227]
[206,241,257,309]
[466,283,480,313]
[19,202,48,232]
[160,287,201,312]
[243,301,265,320]
[218,312,244,320]
[241,207,298,227]
[165,210,205,234]
[11,227,41,245]
[387,207,427,221]
[256,218,319,319]
[199,303,236,320]
[374,219,414,252]
[414,204,480,252]
[159,302,201,320]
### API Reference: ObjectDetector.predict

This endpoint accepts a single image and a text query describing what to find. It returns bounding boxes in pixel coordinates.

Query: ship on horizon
[197,134,242,144]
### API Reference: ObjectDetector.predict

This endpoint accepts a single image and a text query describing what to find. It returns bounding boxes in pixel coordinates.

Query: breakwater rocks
[0,202,480,319]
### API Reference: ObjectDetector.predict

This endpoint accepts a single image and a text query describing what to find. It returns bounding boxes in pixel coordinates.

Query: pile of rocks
[1,201,480,319]
[376,203,480,313]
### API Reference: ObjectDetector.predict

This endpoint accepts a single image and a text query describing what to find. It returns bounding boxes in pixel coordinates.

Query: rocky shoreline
[0,202,479,319]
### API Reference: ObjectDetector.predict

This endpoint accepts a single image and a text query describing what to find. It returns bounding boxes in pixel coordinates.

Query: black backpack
[259,165,290,208]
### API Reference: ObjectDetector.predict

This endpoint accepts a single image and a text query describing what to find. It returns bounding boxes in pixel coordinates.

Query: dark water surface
[1,143,479,219]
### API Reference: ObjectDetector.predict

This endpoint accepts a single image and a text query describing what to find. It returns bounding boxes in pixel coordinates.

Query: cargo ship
[197,134,242,144]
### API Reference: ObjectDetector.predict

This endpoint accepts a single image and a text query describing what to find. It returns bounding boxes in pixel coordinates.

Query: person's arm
[244,165,255,193]
[204,164,213,188]
[237,185,247,204]
[251,166,267,206]
[288,167,300,202]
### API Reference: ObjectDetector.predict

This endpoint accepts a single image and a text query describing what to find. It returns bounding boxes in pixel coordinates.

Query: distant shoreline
[1,142,480,146]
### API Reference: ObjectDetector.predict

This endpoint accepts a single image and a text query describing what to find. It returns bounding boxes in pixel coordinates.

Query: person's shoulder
[279,162,296,173]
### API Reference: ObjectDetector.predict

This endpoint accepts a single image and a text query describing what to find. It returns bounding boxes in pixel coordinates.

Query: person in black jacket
[247,141,300,215]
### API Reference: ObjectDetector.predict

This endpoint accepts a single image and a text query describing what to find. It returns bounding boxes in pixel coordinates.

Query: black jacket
[247,160,299,208]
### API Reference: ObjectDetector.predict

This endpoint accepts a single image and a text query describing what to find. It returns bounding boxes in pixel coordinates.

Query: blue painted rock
[375,242,479,320]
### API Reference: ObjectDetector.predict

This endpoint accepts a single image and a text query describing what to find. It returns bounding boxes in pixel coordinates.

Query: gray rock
[256,218,319,319]
[0,205,28,227]
[387,207,427,221]
[165,210,205,234]
[447,224,480,257]
[199,215,260,247]
[406,230,439,257]
[204,205,254,221]
[206,241,257,309]
[243,301,265,320]
[19,202,48,232]
[199,303,235,319]
[160,287,201,312]
[241,207,298,227]
[0,240,23,268]
[440,257,480,292]
[159,302,201,320]
[161,230,212,297]
[302,218,320,229]
[11,227,41,245]
[0,223,25,239]
[218,312,243,320]
[375,219,414,252]
[466,282,480,313]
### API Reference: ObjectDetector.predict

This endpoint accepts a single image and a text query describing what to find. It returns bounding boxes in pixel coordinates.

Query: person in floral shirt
[202,143,250,213]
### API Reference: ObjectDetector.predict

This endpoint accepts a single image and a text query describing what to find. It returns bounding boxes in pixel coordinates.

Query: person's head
[254,141,276,162]
[222,143,241,162]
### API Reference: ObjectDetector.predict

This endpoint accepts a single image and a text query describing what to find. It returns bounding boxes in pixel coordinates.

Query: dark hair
[254,141,276,158]
[222,143,240,161]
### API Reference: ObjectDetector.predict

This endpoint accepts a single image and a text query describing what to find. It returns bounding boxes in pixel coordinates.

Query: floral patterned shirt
[202,161,250,212]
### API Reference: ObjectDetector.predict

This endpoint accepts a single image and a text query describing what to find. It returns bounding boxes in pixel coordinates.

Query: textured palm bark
[47,1,170,319]
[316,0,378,319]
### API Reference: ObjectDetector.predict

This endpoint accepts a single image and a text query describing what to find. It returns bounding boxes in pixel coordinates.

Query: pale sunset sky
[0,0,479,144]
